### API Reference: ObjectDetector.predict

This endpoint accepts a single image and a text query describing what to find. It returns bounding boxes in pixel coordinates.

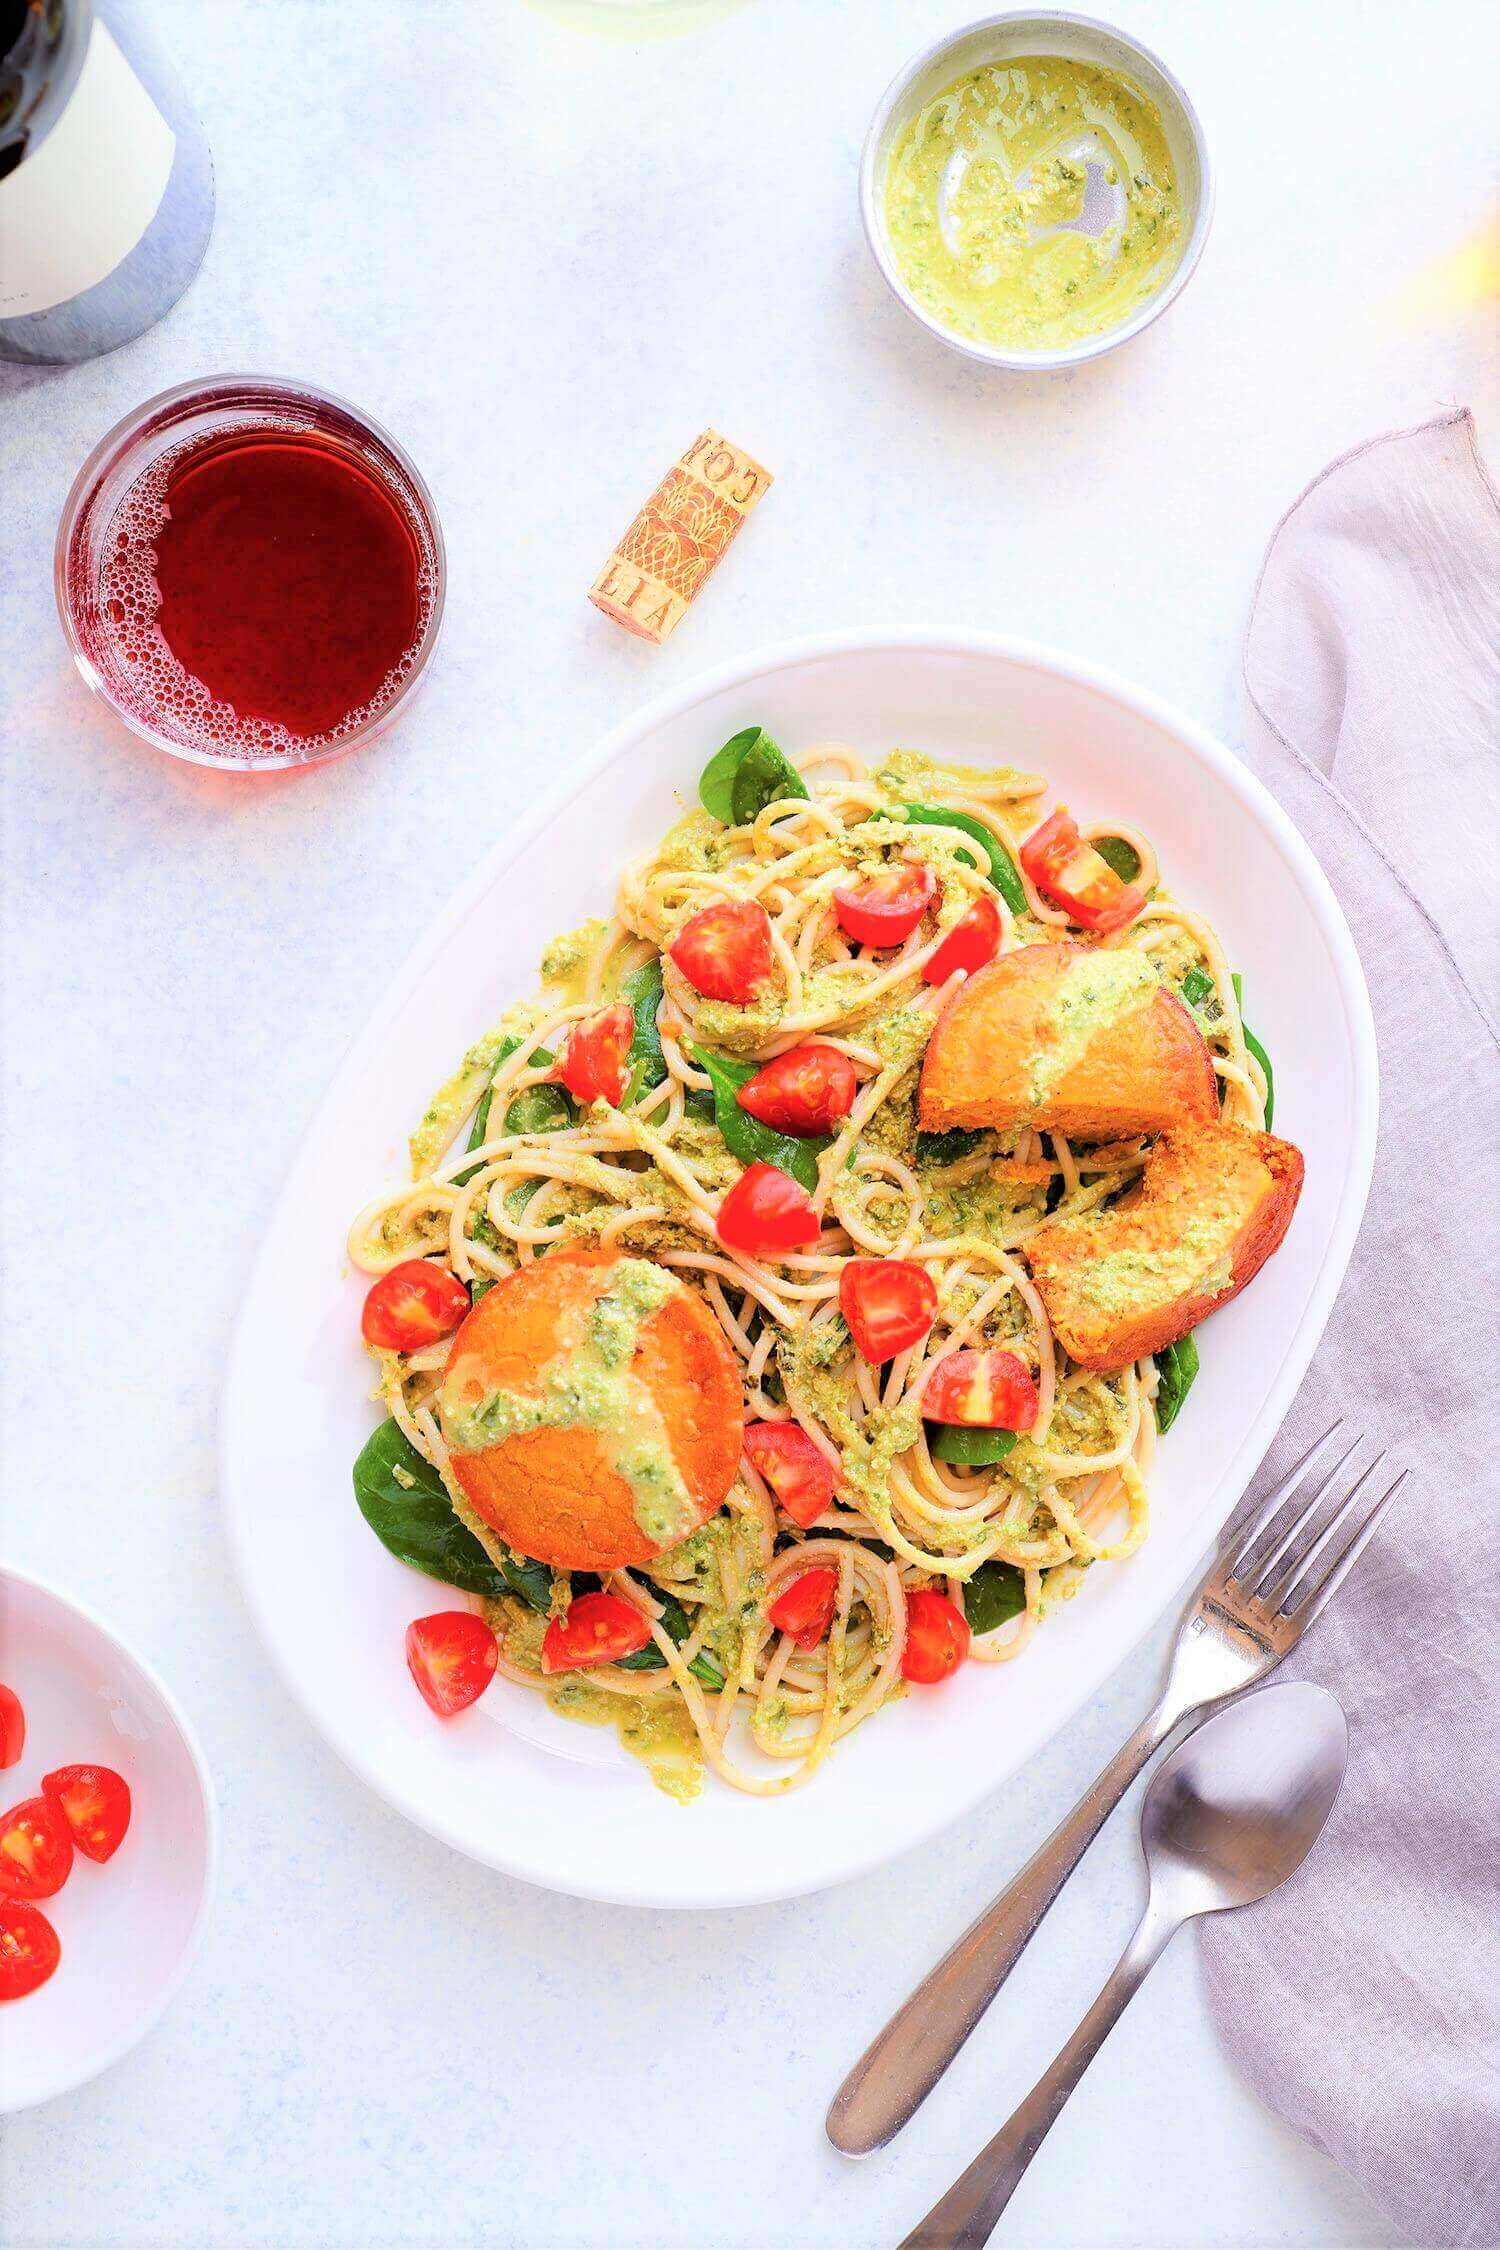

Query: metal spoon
[900,1680,1349,2249]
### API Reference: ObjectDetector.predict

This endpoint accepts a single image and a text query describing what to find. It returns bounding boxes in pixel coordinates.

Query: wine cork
[589,429,773,644]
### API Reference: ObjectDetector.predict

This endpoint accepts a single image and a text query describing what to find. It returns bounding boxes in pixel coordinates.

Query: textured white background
[2,1,1495,2244]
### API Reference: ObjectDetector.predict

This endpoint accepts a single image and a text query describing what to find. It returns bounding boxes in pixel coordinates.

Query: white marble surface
[2,1,1495,2242]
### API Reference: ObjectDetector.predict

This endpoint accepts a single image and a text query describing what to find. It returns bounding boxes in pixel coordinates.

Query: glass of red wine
[56,375,445,769]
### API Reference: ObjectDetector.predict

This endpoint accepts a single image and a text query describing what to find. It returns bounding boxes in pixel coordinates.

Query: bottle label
[0,22,176,316]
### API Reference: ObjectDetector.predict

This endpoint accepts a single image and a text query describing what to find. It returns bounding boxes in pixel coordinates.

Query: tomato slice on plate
[901,1590,970,1683]
[833,860,937,947]
[1019,808,1146,936]
[923,894,1003,984]
[0,1795,73,1900]
[405,1611,499,1715]
[362,1259,471,1352]
[669,900,775,1002]
[0,1899,60,2002]
[541,1592,652,1674]
[737,1044,857,1137]
[41,1766,132,1865]
[839,1259,938,1363]
[557,1001,634,1106]
[717,1162,821,1259]
[922,1347,1039,1430]
[767,1568,839,1650]
[0,1687,23,1771]
[743,1421,836,1527]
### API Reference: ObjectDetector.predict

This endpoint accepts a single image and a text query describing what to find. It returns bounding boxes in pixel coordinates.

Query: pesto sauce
[883,55,1184,353]
[1027,949,1158,1112]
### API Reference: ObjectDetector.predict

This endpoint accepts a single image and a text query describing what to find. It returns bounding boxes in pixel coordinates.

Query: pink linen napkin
[1196,411,1500,2246]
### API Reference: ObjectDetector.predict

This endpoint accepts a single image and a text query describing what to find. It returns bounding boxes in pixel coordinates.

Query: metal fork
[827,1423,1408,2158]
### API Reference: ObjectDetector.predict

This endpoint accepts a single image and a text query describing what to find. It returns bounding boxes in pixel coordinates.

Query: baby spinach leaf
[615,1586,727,1687]
[930,1425,1018,1467]
[688,1041,829,1193]
[1094,835,1142,883]
[915,1126,987,1166]
[497,1546,555,1614]
[962,1560,1027,1635]
[1153,1332,1200,1435]
[455,1037,568,1180]
[1231,973,1275,1128]
[899,803,1027,916]
[353,1419,510,1599]
[468,1276,495,1304]
[620,957,667,1106]
[1180,965,1215,1011]
[699,727,808,826]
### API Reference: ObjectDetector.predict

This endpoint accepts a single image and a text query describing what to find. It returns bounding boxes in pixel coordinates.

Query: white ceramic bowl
[221,630,1376,1909]
[0,1568,215,2109]
[860,11,1214,370]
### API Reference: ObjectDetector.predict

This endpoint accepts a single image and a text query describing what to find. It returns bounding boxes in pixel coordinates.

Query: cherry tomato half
[767,1568,839,1650]
[1019,808,1145,937]
[833,860,937,948]
[901,1590,970,1683]
[922,1348,1039,1431]
[558,1001,634,1106]
[923,894,1003,985]
[737,1045,857,1137]
[0,1796,73,1901]
[541,1592,652,1675]
[0,1899,60,2003]
[743,1421,836,1527]
[839,1260,939,1364]
[717,1163,821,1260]
[405,1612,499,1716]
[41,1766,132,1865]
[362,1260,471,1353]
[0,1687,23,1772]
[669,900,775,1002]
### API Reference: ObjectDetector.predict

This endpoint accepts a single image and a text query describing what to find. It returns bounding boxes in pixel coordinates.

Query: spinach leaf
[1231,973,1275,1128]
[353,1419,509,1599]
[615,1586,726,1688]
[620,957,667,1106]
[497,1546,555,1614]
[1094,835,1142,884]
[930,1425,1018,1467]
[916,1126,987,1166]
[455,1037,568,1181]
[683,1087,718,1126]
[468,1276,495,1304]
[688,1041,829,1193]
[962,1560,1027,1635]
[699,727,808,826]
[1180,965,1215,1011]
[900,803,1027,916]
[1153,1332,1199,1435]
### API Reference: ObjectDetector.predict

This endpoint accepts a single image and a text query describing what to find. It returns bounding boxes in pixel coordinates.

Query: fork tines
[1218,1422,1410,1624]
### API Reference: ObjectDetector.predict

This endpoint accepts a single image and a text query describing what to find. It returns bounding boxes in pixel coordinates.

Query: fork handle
[826,1696,1181,2157]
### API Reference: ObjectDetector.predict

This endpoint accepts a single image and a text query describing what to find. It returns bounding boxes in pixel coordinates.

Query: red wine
[151,434,424,740]
[0,0,213,364]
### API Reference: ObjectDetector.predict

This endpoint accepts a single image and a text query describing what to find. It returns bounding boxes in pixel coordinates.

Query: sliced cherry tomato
[362,1259,471,1352]
[541,1592,652,1674]
[901,1590,970,1683]
[41,1766,132,1865]
[0,1687,23,1771]
[405,1612,498,1715]
[833,859,938,948]
[743,1421,836,1527]
[717,1162,821,1259]
[839,1260,938,1364]
[767,1568,839,1650]
[922,1347,1039,1430]
[0,1899,60,2002]
[0,1796,73,1901]
[1019,808,1146,936]
[923,894,1003,985]
[557,1000,633,1106]
[669,900,774,1002]
[737,1044,857,1137]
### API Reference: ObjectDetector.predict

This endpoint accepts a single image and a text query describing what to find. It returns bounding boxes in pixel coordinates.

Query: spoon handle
[828,1697,1178,2156]
[899,1908,1176,2250]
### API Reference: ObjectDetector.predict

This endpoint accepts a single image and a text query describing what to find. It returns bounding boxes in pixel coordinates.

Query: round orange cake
[439,1247,742,1573]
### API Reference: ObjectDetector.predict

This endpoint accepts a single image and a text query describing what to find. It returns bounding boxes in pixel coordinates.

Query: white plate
[221,631,1377,1909]
[0,1568,216,2109]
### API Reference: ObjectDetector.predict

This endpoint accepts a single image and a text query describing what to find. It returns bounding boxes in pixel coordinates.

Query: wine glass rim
[54,372,447,772]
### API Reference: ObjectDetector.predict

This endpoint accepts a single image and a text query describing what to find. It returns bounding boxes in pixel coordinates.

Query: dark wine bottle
[0,0,214,364]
